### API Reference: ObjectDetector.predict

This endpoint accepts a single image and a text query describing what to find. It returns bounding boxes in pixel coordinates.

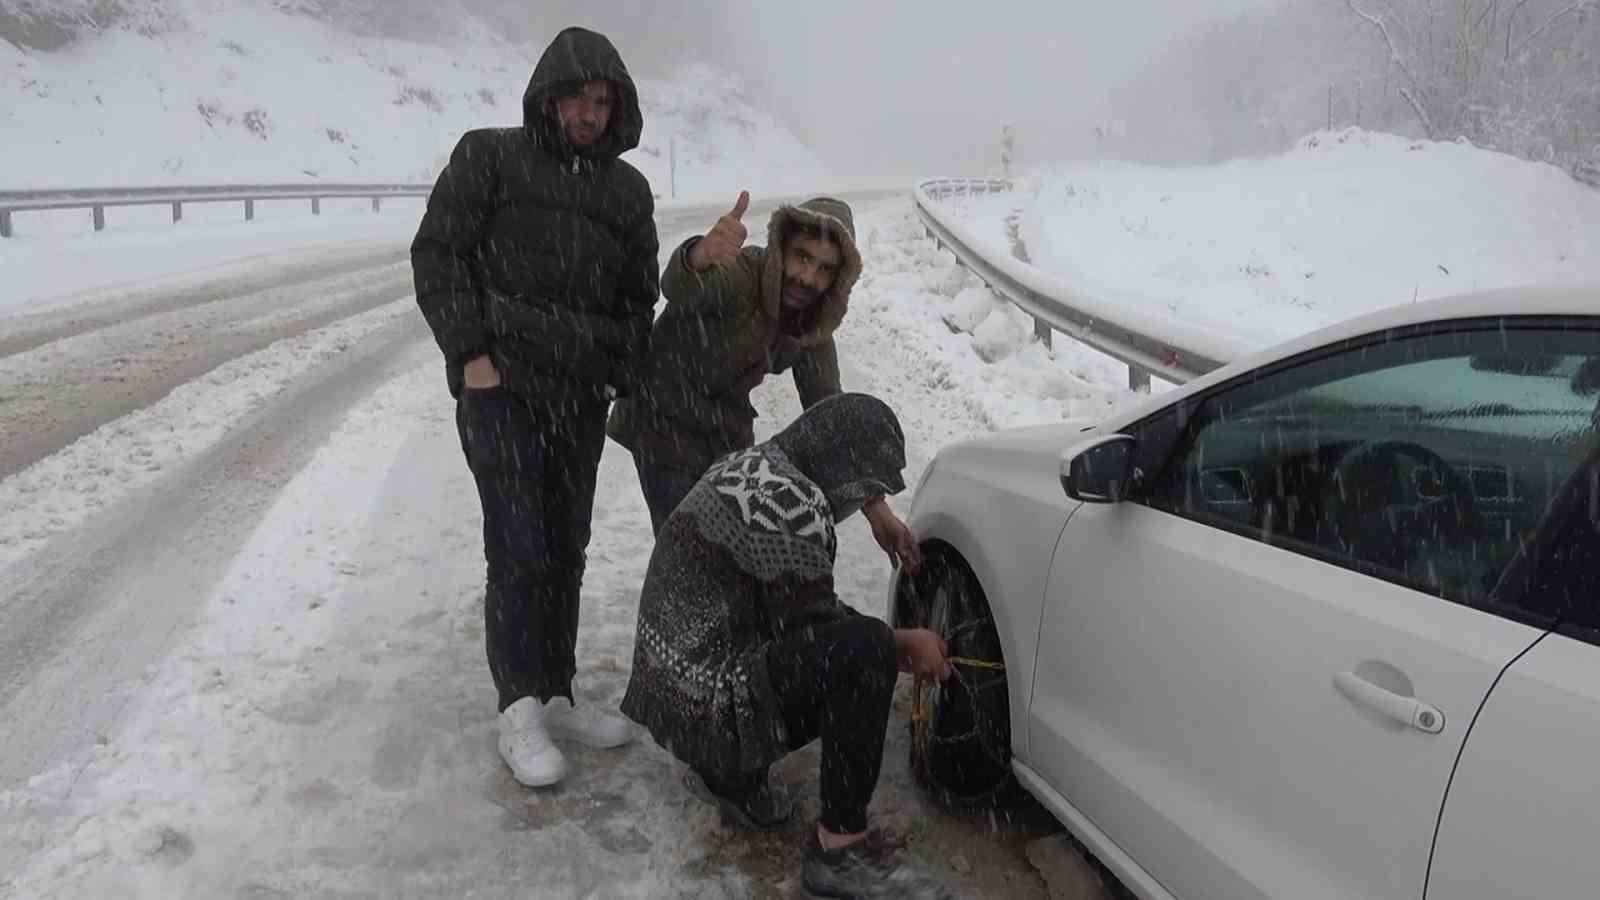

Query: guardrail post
[93,205,105,231]
[371,196,381,213]
[1129,366,1152,393]
[172,201,182,223]
[0,209,11,238]
[244,199,255,222]
[311,197,321,215]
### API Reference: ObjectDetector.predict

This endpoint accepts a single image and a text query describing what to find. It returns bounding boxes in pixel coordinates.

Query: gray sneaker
[801,827,953,899]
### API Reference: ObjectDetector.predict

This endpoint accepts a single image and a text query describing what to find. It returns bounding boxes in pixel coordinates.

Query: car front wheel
[901,549,1013,807]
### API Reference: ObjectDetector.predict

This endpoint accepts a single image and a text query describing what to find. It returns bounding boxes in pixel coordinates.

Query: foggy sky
[469,0,1276,178]
[713,1,1273,177]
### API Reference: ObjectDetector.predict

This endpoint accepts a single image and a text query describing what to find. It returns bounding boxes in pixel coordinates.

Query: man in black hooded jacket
[411,26,659,788]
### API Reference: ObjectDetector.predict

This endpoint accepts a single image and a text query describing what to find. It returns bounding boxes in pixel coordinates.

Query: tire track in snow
[0,243,409,361]
[0,307,434,793]
[0,262,416,480]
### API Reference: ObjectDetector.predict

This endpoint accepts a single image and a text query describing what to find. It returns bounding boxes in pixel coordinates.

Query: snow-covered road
[1,195,1130,898]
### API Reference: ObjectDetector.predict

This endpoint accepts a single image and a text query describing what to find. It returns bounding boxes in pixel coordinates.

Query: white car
[891,285,1599,900]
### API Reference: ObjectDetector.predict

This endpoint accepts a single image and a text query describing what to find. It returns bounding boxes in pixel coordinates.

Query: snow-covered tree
[1346,0,1600,170]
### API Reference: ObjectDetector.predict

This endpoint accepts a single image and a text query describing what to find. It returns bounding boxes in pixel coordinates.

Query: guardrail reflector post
[93,205,105,231]
[1129,366,1152,393]
[371,196,381,213]
[245,199,255,222]
[172,201,182,223]
[0,209,11,238]
[311,197,321,215]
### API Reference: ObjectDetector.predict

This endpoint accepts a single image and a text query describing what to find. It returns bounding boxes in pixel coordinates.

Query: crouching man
[621,393,953,899]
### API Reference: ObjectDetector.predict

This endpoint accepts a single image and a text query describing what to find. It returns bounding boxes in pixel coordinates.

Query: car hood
[935,418,1105,463]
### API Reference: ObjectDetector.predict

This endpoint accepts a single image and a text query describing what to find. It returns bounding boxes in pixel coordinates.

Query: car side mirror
[1061,434,1136,504]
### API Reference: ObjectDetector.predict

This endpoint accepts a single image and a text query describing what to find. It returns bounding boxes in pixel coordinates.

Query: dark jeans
[455,385,607,712]
[632,450,706,535]
[763,616,899,835]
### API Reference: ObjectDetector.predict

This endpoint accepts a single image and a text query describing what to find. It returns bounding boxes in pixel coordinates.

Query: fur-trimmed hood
[757,197,861,346]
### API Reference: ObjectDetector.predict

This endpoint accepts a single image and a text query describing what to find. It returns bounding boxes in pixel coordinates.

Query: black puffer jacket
[411,27,659,402]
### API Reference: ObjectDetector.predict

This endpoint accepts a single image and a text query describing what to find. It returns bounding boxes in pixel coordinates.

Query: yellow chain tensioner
[911,657,1005,725]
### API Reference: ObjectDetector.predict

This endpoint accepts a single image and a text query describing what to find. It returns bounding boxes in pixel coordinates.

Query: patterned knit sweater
[621,393,906,782]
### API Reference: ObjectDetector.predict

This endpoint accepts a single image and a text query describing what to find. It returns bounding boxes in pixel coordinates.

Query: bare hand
[897,628,951,680]
[463,354,501,389]
[688,190,750,271]
[864,497,922,575]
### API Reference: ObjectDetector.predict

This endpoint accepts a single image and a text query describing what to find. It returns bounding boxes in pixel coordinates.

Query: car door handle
[1334,671,1445,734]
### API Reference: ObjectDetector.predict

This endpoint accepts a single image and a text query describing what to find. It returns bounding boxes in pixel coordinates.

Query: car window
[1492,436,1600,637]
[1134,317,1597,616]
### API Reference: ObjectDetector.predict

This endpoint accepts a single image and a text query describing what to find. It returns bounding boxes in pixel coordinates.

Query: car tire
[901,549,1014,808]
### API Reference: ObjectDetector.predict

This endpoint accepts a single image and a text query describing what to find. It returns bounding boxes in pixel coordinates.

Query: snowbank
[1008,128,1600,349]
[0,5,827,199]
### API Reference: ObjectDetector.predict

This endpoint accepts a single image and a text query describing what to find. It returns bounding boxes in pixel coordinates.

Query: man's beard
[781,278,822,309]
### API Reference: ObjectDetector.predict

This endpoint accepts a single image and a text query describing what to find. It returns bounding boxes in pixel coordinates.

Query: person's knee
[488,557,581,595]
[838,617,897,685]
[487,541,554,585]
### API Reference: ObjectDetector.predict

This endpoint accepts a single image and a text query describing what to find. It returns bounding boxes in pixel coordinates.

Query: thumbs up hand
[688,190,751,272]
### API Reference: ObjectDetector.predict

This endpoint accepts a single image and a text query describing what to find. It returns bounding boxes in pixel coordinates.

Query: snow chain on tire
[904,555,1013,807]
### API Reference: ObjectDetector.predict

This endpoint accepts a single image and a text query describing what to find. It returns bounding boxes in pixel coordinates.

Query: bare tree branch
[1471,0,1501,34]
[1507,0,1533,62]
[1399,86,1440,139]
[1513,0,1596,56]
[1348,0,1439,137]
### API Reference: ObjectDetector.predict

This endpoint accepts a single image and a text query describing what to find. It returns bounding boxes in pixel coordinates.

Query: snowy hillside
[0,0,829,198]
[952,127,1600,352]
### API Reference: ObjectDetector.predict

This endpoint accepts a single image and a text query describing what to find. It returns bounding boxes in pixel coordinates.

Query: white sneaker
[542,698,635,749]
[498,697,566,787]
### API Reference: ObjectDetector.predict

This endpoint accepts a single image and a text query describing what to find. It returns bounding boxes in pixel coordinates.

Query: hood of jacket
[771,392,906,521]
[522,26,644,161]
[756,196,861,346]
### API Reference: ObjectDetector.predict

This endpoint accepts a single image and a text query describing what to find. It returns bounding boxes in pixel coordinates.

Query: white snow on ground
[0,203,424,315]
[1000,128,1600,350]
[846,209,1137,431]
[933,189,1024,261]
[0,295,413,572]
[0,4,827,199]
[0,188,907,318]
[0,196,1144,898]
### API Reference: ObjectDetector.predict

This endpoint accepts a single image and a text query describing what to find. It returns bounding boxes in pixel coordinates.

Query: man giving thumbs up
[607,192,921,574]
[688,189,752,269]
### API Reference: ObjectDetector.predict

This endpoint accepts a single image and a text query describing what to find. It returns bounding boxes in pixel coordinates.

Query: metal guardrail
[914,177,1251,390]
[0,182,433,238]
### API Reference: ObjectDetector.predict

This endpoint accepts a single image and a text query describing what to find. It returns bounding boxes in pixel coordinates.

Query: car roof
[1305,282,1596,338]
[1100,282,1600,431]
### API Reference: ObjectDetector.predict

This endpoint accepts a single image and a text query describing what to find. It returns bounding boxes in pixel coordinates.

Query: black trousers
[763,616,899,835]
[455,385,607,712]
[631,449,706,535]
